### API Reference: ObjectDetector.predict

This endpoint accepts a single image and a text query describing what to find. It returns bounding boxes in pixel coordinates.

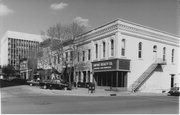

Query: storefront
[92,58,130,89]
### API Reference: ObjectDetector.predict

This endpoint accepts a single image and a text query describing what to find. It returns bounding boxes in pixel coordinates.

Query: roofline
[76,18,179,38]
[1,30,42,44]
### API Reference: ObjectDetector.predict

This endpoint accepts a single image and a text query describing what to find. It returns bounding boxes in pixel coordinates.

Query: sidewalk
[35,87,168,97]
[1,85,168,98]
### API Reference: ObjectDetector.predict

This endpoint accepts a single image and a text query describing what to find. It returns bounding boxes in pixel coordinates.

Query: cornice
[118,24,179,44]
[75,19,179,46]
[122,32,180,47]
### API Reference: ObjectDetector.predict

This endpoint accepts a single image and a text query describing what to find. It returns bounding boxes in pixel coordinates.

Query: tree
[40,21,88,86]
[2,65,16,79]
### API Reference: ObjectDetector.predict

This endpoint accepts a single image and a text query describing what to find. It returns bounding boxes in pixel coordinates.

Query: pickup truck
[39,79,68,90]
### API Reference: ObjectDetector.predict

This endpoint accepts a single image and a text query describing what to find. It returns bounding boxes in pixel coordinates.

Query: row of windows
[95,39,124,58]
[8,38,38,44]
[77,49,91,62]
[9,43,38,48]
[94,39,175,63]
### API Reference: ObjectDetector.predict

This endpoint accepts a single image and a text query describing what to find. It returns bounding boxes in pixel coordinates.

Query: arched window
[103,41,106,57]
[138,42,142,58]
[153,45,157,59]
[110,39,114,56]
[171,49,174,63]
[121,39,125,56]
[163,47,166,61]
[153,45,157,52]
[95,44,98,59]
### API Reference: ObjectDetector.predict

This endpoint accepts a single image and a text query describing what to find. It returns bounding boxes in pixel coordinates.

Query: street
[1,86,179,114]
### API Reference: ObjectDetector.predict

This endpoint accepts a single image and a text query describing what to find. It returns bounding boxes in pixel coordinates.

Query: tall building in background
[0,31,42,72]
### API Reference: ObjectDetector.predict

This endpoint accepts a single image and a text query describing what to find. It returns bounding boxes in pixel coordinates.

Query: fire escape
[131,58,166,92]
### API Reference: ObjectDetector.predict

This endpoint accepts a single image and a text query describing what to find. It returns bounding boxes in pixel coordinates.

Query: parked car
[168,87,180,96]
[27,79,40,86]
[39,79,68,90]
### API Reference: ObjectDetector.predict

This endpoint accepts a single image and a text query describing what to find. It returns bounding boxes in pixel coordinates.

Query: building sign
[92,58,130,72]
[92,60,116,71]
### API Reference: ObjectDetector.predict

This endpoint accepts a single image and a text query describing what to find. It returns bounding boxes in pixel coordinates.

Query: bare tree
[40,22,87,87]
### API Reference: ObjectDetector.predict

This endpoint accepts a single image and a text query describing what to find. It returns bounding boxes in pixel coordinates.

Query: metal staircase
[131,59,166,92]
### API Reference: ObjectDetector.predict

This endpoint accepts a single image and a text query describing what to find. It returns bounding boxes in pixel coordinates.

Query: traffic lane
[42,96,178,114]
[1,95,179,114]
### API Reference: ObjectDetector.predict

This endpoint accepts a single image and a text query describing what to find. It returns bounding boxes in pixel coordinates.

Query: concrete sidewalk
[35,86,168,97]
[1,85,168,98]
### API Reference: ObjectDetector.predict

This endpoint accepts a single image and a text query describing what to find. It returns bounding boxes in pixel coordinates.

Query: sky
[0,0,179,39]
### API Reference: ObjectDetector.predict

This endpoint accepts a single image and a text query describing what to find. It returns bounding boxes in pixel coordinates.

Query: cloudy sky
[0,0,179,38]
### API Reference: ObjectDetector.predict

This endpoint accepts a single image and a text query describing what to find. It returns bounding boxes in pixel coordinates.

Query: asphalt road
[1,86,179,114]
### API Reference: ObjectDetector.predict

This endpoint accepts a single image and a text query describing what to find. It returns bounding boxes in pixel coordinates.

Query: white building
[74,19,180,93]
[0,31,42,71]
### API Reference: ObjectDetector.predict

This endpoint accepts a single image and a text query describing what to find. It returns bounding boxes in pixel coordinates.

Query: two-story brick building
[73,19,179,93]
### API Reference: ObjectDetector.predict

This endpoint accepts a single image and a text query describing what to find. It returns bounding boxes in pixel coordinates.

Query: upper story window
[65,52,68,61]
[153,45,157,59]
[82,51,85,61]
[138,42,142,58]
[54,56,56,64]
[57,54,60,64]
[70,51,73,61]
[88,49,91,60]
[95,44,98,59]
[110,39,114,56]
[153,45,157,52]
[163,47,166,61]
[121,39,125,56]
[171,49,174,63]
[77,52,80,62]
[102,41,106,58]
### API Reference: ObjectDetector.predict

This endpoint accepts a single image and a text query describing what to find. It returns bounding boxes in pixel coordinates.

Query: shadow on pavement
[0,79,27,88]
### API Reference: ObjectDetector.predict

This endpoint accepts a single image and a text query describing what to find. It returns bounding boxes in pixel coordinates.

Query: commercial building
[1,31,42,78]
[73,19,179,93]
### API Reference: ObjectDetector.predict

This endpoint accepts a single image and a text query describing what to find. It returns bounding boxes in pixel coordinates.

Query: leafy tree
[2,65,16,79]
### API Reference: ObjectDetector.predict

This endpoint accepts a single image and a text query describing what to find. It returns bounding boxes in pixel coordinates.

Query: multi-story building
[1,31,42,76]
[73,19,179,93]
[38,38,74,81]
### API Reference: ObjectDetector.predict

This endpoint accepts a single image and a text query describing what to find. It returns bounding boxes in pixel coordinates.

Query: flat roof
[1,31,43,44]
